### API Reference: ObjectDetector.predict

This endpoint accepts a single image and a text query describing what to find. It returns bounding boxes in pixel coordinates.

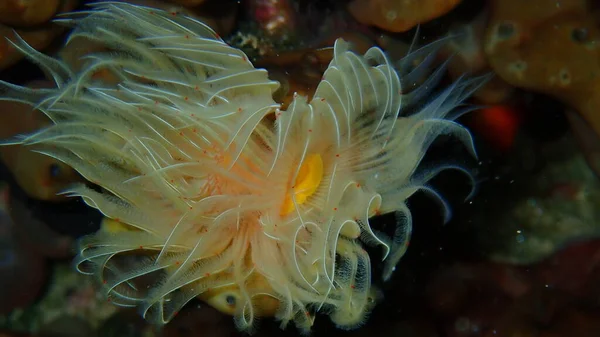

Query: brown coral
[0,0,61,27]
[484,0,600,136]
[0,0,78,71]
[0,81,82,201]
[348,0,462,33]
[440,10,515,104]
[0,24,63,71]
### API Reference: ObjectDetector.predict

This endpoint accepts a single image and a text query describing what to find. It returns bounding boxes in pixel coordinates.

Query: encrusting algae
[0,2,486,333]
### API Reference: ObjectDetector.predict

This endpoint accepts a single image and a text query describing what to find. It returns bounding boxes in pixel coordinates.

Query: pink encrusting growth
[0,2,485,333]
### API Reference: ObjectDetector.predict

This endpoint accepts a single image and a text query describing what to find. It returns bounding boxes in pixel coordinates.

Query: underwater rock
[96,310,158,337]
[565,109,600,178]
[58,0,238,81]
[92,0,237,37]
[255,36,376,110]
[534,238,600,298]
[545,308,600,337]
[0,186,46,314]
[15,262,117,334]
[167,0,206,6]
[246,0,297,40]
[257,49,326,110]
[0,24,64,71]
[230,0,370,60]
[426,238,600,337]
[37,315,95,337]
[0,184,72,315]
[471,135,600,265]
[0,331,37,337]
[162,306,239,337]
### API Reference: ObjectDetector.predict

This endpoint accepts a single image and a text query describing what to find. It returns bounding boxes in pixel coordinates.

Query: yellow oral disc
[281,154,323,215]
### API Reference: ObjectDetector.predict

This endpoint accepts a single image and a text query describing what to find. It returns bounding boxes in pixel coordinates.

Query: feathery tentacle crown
[0,2,483,333]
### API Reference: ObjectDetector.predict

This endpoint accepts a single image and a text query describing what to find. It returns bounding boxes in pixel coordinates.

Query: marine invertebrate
[0,2,483,332]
